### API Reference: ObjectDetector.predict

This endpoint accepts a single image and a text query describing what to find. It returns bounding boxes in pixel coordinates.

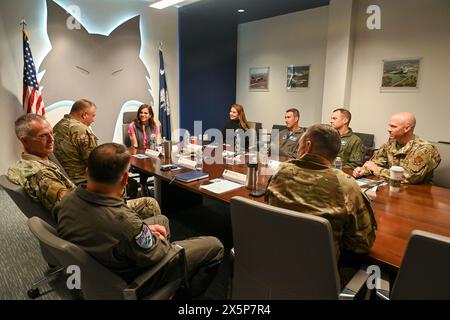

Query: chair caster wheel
[27,288,40,299]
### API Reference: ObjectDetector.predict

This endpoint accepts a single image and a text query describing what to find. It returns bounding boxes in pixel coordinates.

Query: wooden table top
[130,148,450,269]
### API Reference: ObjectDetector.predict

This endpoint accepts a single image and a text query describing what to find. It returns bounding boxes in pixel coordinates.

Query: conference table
[129,147,450,270]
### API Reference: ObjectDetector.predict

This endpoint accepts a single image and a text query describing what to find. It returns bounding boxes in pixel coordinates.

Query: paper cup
[389,166,404,192]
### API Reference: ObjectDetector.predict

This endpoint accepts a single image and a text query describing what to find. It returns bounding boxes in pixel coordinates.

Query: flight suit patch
[135,224,154,250]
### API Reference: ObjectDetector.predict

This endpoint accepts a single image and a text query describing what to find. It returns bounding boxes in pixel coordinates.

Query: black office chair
[354,132,376,161]
[247,121,263,150]
[27,216,187,300]
[432,142,450,188]
[230,196,369,299]
[122,111,136,147]
[0,175,56,227]
[376,230,450,299]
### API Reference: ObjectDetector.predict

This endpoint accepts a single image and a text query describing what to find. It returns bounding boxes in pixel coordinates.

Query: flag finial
[20,18,27,31]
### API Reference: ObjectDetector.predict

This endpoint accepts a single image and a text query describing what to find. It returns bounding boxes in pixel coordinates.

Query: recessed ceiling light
[238,9,245,13]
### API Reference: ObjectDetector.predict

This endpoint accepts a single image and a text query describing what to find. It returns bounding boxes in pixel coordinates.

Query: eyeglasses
[28,133,54,141]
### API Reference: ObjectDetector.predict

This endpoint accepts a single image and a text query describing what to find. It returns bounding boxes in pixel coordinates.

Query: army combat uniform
[364,135,441,184]
[56,185,224,297]
[53,114,98,184]
[265,153,377,259]
[338,129,365,169]
[7,153,75,215]
[276,128,305,159]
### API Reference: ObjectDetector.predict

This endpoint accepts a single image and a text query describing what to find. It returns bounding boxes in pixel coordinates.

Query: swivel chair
[376,230,450,300]
[27,216,186,300]
[230,197,369,300]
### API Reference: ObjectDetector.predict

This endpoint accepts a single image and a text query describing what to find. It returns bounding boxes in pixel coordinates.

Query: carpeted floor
[0,187,233,300]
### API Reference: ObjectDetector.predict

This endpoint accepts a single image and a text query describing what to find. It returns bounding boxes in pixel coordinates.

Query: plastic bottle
[182,130,190,155]
[149,134,156,150]
[195,148,203,171]
[235,130,241,155]
[334,157,343,170]
[184,131,191,147]
[260,142,269,165]
[161,137,166,156]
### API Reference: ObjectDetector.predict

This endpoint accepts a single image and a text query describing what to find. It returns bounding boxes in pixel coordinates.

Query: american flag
[22,29,45,115]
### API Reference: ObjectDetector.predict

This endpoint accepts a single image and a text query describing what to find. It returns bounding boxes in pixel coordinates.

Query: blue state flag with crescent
[158,48,171,140]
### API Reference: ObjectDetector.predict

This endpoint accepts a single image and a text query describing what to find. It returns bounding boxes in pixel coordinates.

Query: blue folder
[174,171,209,183]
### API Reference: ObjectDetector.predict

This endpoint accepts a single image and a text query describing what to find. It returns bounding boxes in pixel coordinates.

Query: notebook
[174,171,209,183]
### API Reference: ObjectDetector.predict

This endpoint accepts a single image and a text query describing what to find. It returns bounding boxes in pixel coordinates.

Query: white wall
[349,0,450,146]
[236,7,329,130]
[0,8,23,174]
[0,0,179,173]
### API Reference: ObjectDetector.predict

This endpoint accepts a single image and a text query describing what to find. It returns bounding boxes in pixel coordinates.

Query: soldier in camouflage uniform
[56,143,224,297]
[354,112,441,184]
[7,114,161,222]
[266,124,377,259]
[273,108,305,159]
[330,108,364,169]
[53,99,98,185]
[7,114,75,216]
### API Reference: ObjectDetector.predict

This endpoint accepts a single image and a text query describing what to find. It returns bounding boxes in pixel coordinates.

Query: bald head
[391,112,416,130]
[388,112,416,145]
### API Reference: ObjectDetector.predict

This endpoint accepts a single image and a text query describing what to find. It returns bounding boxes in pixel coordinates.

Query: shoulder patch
[134,224,154,250]
[413,156,424,166]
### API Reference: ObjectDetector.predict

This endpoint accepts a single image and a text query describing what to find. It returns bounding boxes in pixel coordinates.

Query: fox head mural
[40,0,152,142]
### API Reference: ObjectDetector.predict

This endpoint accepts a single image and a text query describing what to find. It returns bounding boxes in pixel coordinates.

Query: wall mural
[40,0,152,142]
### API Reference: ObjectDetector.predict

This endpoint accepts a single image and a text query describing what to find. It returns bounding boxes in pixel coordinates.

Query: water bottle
[260,142,269,165]
[334,157,343,170]
[161,137,166,157]
[182,130,190,155]
[195,148,203,171]
[184,131,190,147]
[149,134,156,150]
[235,130,241,155]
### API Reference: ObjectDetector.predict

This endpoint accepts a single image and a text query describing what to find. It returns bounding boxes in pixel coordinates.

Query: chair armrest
[123,245,184,300]
[375,273,390,300]
[338,268,370,300]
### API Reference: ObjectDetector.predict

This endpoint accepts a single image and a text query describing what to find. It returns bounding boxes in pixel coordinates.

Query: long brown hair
[133,104,155,131]
[231,104,249,130]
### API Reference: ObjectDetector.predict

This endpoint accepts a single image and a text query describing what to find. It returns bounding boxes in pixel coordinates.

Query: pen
[169,176,176,185]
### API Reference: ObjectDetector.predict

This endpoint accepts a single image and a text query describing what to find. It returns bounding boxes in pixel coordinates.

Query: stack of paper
[200,179,243,194]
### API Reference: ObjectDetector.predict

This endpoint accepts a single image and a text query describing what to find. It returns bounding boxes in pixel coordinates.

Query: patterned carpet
[0,188,70,300]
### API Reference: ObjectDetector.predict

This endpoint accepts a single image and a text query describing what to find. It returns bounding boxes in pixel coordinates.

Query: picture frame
[249,67,269,91]
[381,58,421,91]
[287,64,310,90]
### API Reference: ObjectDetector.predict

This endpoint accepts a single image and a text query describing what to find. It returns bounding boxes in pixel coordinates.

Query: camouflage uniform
[338,129,365,169]
[364,135,441,184]
[56,185,224,296]
[277,127,305,159]
[53,114,98,184]
[7,153,75,215]
[265,153,377,259]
